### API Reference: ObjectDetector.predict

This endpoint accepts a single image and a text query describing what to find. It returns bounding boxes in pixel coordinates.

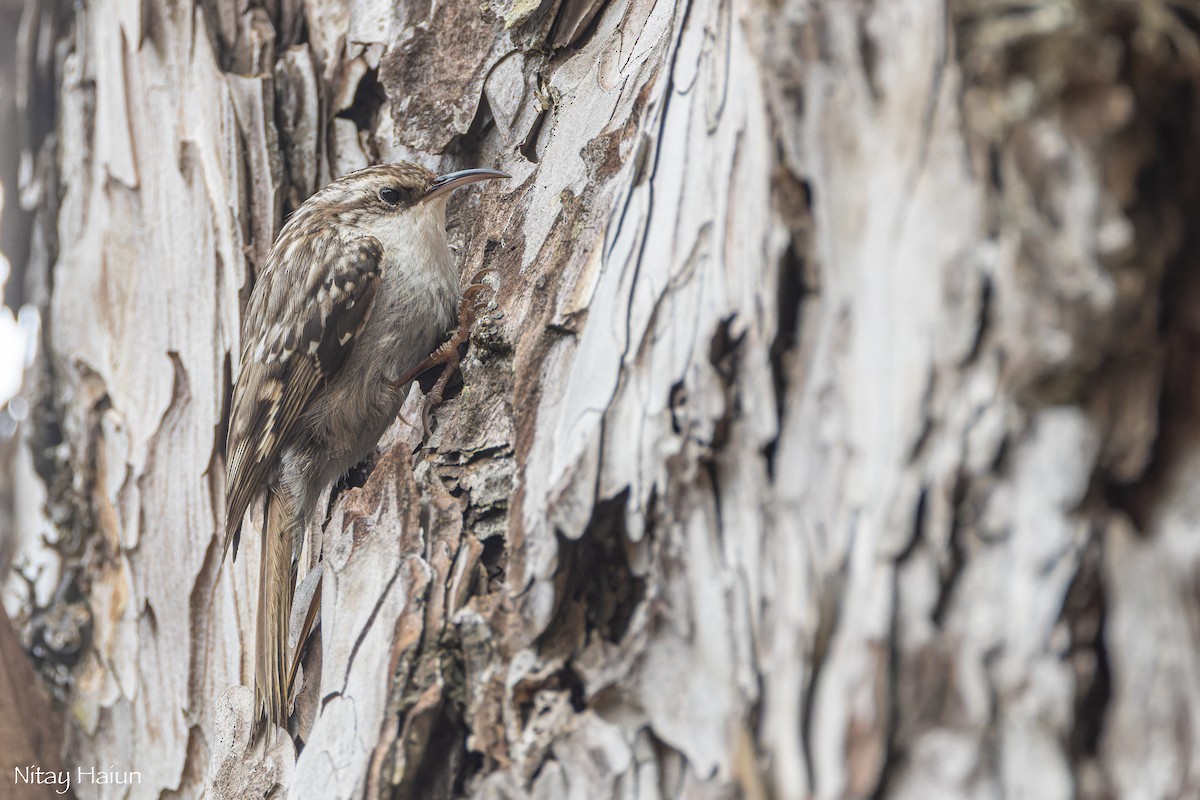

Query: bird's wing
[224,234,384,557]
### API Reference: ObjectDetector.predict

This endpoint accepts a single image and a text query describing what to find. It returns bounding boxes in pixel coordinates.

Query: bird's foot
[393,270,497,436]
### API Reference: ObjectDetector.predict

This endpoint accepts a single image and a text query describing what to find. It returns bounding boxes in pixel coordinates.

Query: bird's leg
[391,270,495,434]
[419,273,495,432]
[427,275,492,400]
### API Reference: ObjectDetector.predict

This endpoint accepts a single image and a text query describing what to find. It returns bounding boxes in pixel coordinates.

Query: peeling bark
[3,0,1200,798]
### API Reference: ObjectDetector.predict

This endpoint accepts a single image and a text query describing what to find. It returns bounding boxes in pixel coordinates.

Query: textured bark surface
[3,0,1200,798]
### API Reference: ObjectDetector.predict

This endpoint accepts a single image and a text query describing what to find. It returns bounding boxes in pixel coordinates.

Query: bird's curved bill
[425,168,510,201]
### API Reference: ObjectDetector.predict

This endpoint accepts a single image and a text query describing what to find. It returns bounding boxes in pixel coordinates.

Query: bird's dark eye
[379,187,402,206]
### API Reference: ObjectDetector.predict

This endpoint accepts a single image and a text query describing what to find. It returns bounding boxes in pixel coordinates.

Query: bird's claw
[394,272,499,437]
[461,270,496,317]
[468,267,495,285]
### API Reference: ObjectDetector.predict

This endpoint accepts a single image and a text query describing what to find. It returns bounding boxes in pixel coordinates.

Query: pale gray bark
[1,0,1194,798]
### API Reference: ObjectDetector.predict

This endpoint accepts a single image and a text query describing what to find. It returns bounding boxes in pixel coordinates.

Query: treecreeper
[223,162,508,737]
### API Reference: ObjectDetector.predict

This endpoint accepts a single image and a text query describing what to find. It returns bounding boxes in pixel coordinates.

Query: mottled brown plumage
[224,162,506,736]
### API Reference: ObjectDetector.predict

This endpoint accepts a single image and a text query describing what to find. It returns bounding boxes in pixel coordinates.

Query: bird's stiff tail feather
[254,489,295,740]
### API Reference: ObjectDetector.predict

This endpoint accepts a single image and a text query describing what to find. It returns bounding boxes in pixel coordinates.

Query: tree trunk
[3,0,1197,797]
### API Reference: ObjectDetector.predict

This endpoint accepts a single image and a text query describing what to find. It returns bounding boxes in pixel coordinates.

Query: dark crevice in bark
[765,165,812,481]
[961,274,993,368]
[23,580,91,678]
[856,2,881,102]
[198,0,301,73]
[766,230,803,414]
[323,457,375,533]
[1063,532,1111,764]
[478,531,506,587]
[268,0,306,50]
[453,91,495,174]
[194,0,232,72]
[1102,70,1200,532]
[393,658,472,800]
[547,0,611,51]
[899,485,928,565]
[557,662,587,712]
[381,666,469,798]
[215,350,232,466]
[518,106,548,164]
[1173,3,1200,39]
[335,66,385,135]
[930,473,968,629]
[668,379,686,435]
[541,490,645,650]
[708,314,744,454]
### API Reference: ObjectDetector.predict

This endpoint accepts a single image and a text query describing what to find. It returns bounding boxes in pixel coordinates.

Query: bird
[223,162,508,737]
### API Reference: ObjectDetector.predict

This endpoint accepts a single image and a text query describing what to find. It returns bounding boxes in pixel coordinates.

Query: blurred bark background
[3,0,1199,797]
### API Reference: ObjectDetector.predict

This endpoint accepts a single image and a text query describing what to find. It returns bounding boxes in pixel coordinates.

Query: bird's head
[299,162,508,227]
[274,163,508,264]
